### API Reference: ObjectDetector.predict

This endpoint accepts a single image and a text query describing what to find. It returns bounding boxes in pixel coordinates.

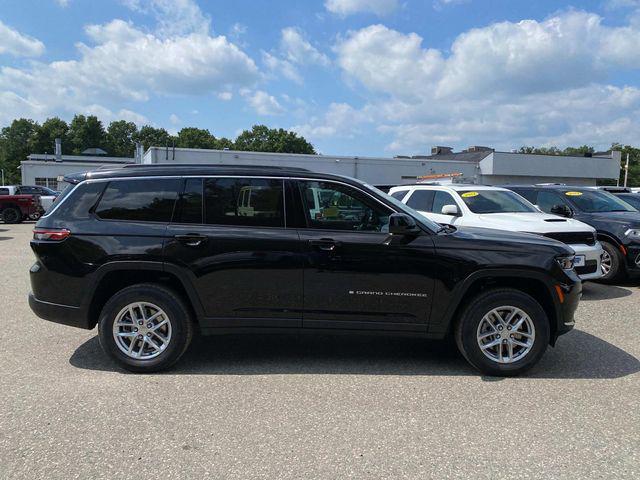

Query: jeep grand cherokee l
[506,185,640,283]
[28,165,581,376]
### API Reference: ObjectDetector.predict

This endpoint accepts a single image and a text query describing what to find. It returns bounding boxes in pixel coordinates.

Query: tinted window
[176,178,203,224]
[510,188,537,204]
[406,190,435,211]
[537,191,568,214]
[458,190,537,214]
[390,190,409,201]
[17,186,38,195]
[561,189,636,213]
[432,191,456,214]
[0,188,9,195]
[299,180,392,232]
[617,194,640,210]
[204,178,284,227]
[95,179,179,222]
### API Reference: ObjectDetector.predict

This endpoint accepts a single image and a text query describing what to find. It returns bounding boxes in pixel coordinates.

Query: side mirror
[550,204,573,217]
[441,204,460,216]
[389,213,421,235]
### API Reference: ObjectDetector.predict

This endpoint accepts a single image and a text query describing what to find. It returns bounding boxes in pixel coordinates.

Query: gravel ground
[0,223,638,479]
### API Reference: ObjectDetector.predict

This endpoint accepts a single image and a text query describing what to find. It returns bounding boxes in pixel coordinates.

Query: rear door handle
[308,239,342,252]
[174,234,207,247]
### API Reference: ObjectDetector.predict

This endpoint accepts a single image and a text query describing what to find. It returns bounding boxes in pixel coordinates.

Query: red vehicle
[0,192,43,223]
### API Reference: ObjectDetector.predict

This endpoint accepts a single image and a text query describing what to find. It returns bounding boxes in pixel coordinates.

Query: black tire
[2,207,22,224]
[454,288,550,377]
[98,283,194,373]
[598,241,627,284]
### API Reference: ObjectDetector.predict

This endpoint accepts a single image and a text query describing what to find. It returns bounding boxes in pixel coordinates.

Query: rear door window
[95,178,180,222]
[174,178,203,224]
[406,190,435,211]
[204,178,284,227]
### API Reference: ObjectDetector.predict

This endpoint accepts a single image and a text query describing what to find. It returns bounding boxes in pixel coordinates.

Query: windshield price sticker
[461,191,479,198]
[565,191,583,196]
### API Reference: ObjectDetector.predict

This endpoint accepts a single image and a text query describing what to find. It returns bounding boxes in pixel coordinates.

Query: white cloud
[330,11,640,152]
[0,20,45,57]
[280,27,330,66]
[262,27,330,84]
[169,113,180,124]
[121,0,210,36]
[325,0,398,17]
[0,14,259,125]
[241,90,285,116]
[217,91,233,101]
[55,0,71,6]
[292,102,371,139]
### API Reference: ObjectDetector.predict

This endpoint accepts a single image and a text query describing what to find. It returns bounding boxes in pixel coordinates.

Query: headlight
[625,229,640,241]
[556,255,575,270]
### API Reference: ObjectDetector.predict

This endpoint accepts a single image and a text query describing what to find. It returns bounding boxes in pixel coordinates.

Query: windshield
[563,189,638,213]
[359,181,442,232]
[458,189,537,214]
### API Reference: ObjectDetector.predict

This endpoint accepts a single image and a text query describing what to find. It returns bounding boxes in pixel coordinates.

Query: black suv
[29,165,581,375]
[506,185,640,283]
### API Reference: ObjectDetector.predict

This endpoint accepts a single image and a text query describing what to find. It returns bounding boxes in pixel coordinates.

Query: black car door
[294,179,437,332]
[163,176,304,329]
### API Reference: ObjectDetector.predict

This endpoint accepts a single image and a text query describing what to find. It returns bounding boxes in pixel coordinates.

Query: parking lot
[0,222,638,479]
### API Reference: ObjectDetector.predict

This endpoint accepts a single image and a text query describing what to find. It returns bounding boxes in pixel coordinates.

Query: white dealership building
[20,143,622,190]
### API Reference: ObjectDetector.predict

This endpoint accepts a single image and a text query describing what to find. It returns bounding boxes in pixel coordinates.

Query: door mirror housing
[388,213,421,235]
[441,204,460,216]
[550,204,573,217]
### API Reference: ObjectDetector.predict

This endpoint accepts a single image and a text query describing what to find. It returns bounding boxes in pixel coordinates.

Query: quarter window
[204,178,284,227]
[95,179,180,222]
[299,180,392,232]
[390,190,409,201]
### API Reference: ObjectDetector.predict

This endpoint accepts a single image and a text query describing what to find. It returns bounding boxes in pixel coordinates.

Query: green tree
[32,117,69,155]
[214,137,234,150]
[175,127,217,149]
[563,145,594,156]
[68,115,107,154]
[133,125,172,151]
[234,125,316,154]
[0,118,40,184]
[106,120,138,157]
[611,144,640,187]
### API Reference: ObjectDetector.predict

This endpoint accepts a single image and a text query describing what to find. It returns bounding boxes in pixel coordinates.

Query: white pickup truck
[389,184,604,281]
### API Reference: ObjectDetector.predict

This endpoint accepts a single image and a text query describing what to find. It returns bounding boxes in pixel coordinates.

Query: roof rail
[121,163,311,172]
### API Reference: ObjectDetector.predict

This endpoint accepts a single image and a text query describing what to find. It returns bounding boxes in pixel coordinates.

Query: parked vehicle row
[388,184,604,281]
[28,165,582,376]
[506,185,640,283]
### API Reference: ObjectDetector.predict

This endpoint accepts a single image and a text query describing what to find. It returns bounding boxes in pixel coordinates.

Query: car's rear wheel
[98,283,194,373]
[599,241,626,284]
[2,207,22,224]
[455,288,550,376]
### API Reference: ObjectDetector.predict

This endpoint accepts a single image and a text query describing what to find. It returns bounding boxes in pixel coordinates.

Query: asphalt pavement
[0,223,638,479]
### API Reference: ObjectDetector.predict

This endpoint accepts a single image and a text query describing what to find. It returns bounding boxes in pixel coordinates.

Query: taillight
[33,228,71,241]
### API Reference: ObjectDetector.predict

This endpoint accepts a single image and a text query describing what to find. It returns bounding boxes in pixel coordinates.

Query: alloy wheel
[112,302,172,360]
[601,250,612,276]
[476,306,535,364]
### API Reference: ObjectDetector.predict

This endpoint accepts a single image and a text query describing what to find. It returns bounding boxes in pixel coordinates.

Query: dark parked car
[29,165,581,376]
[505,185,640,283]
[596,187,640,211]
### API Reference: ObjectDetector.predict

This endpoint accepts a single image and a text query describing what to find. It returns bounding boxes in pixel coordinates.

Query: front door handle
[309,238,342,252]
[174,234,207,247]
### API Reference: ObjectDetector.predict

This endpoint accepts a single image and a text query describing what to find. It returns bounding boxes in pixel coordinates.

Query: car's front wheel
[98,283,194,373]
[599,241,626,284]
[455,288,550,376]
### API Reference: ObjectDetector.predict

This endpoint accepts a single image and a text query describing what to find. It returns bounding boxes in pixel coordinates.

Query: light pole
[624,153,630,188]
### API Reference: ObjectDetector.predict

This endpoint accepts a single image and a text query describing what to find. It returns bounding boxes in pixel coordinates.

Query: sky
[1,0,640,156]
